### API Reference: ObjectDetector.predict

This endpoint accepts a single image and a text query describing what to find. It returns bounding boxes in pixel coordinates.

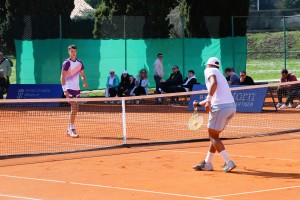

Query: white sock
[205,151,215,163]
[220,150,230,164]
[68,123,74,130]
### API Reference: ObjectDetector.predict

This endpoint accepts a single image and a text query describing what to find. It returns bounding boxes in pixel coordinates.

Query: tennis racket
[187,110,203,131]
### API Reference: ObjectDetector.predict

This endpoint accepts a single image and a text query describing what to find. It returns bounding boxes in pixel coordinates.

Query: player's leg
[67,90,80,138]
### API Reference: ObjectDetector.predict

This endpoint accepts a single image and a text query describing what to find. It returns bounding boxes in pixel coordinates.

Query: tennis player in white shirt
[193,57,236,172]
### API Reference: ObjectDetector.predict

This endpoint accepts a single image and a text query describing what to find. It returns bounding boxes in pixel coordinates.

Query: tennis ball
[83,84,88,88]
[117,135,123,139]
[194,122,198,126]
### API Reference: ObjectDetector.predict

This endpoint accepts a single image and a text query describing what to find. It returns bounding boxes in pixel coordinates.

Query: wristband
[206,95,212,101]
[62,85,67,92]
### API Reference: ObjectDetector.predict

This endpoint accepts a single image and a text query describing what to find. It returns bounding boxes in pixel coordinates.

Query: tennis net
[0,81,300,158]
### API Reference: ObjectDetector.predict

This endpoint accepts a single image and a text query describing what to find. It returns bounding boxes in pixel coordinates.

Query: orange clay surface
[0,100,300,199]
[0,133,299,200]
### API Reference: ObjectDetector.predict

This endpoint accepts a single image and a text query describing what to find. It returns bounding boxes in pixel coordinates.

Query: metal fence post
[283,16,287,70]
[181,16,185,77]
[231,16,236,69]
[124,15,127,71]
[59,15,63,66]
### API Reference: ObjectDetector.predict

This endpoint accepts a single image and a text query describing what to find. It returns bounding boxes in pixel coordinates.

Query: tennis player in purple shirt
[60,45,88,138]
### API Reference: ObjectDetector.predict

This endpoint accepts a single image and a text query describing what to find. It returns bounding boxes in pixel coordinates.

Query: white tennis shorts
[208,102,236,131]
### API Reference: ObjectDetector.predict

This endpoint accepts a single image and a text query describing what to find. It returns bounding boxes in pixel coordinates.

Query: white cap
[122,70,128,74]
[206,57,220,67]
[109,69,115,73]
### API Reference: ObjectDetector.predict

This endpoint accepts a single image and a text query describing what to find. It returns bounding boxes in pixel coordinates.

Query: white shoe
[110,101,115,104]
[279,104,287,109]
[136,100,140,104]
[276,103,283,108]
[193,161,214,171]
[296,104,300,109]
[67,129,79,138]
[288,103,294,108]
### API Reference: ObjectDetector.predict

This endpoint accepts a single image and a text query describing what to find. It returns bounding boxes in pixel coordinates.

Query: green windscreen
[15,37,247,89]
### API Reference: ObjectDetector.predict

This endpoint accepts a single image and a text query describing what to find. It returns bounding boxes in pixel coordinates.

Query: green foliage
[179,0,249,38]
[85,0,102,8]
[283,0,300,8]
[93,0,178,38]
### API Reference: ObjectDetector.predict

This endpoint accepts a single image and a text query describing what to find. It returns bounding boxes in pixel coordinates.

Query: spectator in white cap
[0,69,8,99]
[105,69,120,100]
[118,70,131,97]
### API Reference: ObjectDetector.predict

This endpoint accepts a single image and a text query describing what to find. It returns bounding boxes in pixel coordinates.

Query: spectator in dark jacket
[239,71,255,85]
[276,69,298,109]
[169,70,197,93]
[160,65,183,93]
[0,69,8,99]
[117,70,131,97]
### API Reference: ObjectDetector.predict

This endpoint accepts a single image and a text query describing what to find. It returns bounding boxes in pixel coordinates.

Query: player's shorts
[67,89,80,98]
[208,102,236,131]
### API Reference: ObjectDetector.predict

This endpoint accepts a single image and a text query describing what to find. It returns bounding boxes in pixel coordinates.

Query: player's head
[157,53,163,61]
[188,70,195,78]
[225,68,233,76]
[281,69,289,79]
[68,45,77,59]
[206,57,220,69]
[172,65,179,73]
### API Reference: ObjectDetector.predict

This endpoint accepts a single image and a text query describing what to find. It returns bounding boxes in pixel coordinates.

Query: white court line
[210,185,300,198]
[0,194,41,200]
[152,149,300,162]
[0,175,219,200]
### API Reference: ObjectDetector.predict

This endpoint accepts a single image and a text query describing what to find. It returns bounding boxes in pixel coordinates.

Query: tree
[179,0,250,38]
[93,0,178,38]
[283,0,300,8]
[0,0,75,54]
[85,0,102,8]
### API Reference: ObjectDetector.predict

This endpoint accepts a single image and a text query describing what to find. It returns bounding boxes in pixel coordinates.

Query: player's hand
[199,100,208,106]
[193,100,199,111]
[83,83,88,88]
[205,101,211,113]
[64,91,70,98]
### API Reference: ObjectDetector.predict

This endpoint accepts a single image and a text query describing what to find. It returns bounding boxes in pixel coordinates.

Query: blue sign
[7,84,63,107]
[188,84,268,113]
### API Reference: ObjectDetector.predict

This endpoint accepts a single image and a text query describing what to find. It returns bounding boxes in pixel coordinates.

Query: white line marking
[0,175,218,200]
[209,185,300,198]
[152,149,300,162]
[0,194,41,200]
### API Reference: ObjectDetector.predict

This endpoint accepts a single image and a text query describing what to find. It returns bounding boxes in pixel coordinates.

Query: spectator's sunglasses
[110,72,114,74]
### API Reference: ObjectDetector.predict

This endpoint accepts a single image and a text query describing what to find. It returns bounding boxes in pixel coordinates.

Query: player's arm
[80,70,88,88]
[61,70,69,97]
[193,75,217,112]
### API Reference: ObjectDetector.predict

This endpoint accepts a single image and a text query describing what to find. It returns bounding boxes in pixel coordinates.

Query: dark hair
[240,71,246,74]
[173,65,179,69]
[157,53,163,57]
[139,69,148,78]
[188,70,195,74]
[281,69,288,74]
[68,45,77,50]
[225,68,232,72]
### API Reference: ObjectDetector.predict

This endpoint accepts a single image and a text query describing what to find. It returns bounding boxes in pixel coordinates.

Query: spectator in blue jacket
[225,68,240,85]
[105,69,120,98]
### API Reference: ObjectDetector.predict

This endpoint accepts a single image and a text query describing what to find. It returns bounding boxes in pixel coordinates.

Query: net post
[121,98,127,145]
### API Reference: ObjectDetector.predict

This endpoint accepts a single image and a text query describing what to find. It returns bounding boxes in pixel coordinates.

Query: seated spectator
[239,71,255,85]
[0,69,8,99]
[225,68,240,85]
[276,69,299,109]
[160,65,183,93]
[117,70,131,97]
[130,69,149,99]
[128,75,135,95]
[105,69,120,98]
[169,70,197,93]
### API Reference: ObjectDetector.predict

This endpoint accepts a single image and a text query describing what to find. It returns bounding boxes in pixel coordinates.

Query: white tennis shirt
[204,67,234,105]
[62,58,84,90]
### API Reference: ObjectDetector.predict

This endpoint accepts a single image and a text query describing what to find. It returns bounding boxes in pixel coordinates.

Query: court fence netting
[0,81,300,159]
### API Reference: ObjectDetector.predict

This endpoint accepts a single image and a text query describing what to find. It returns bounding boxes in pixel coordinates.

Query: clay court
[0,98,300,200]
